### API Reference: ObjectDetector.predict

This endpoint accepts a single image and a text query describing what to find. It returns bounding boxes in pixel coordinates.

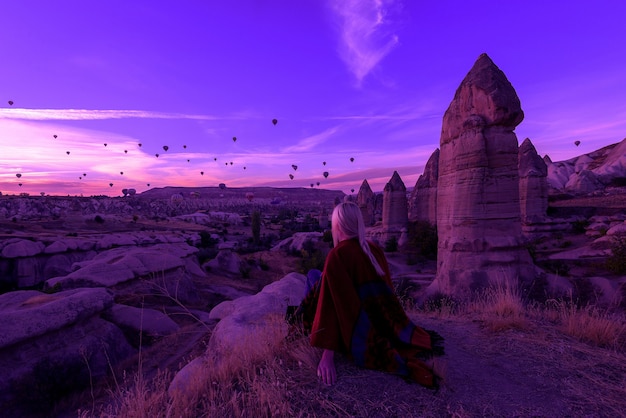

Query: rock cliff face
[357,179,376,226]
[434,53,535,297]
[409,148,439,224]
[519,138,549,231]
[382,171,408,234]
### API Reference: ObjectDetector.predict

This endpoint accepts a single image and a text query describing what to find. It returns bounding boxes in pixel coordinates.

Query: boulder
[271,232,324,254]
[208,272,306,352]
[0,287,134,413]
[205,249,244,276]
[1,239,45,258]
[433,53,535,298]
[103,304,179,342]
[171,272,307,398]
[0,288,114,349]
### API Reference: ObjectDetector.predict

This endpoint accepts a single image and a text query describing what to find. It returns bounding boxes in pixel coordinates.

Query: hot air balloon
[83,173,86,176]
[230,161,233,165]
[15,173,21,178]
[317,181,320,186]
[79,176,82,179]
[323,171,329,178]
[170,193,184,205]
[163,145,169,151]
[322,161,326,166]
[575,140,581,146]
[40,192,45,196]
[104,143,107,147]
[272,118,278,125]
[351,188,355,193]
[291,164,298,171]
[219,183,226,189]
[245,192,254,202]
[18,183,22,187]
[147,183,151,186]
[53,134,57,139]
[66,151,70,155]
[243,166,247,170]
[155,153,159,158]
[109,183,113,187]
[225,162,228,166]
[183,144,187,149]
[232,136,237,142]
[289,174,294,180]
[200,171,204,175]
[138,143,142,147]
[187,159,190,162]
[214,157,217,161]
[124,150,128,154]
[8,100,13,106]
[350,157,354,162]
[120,171,124,175]
[310,183,314,187]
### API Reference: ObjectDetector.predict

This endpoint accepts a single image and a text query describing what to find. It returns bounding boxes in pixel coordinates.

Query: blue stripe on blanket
[351,310,370,367]
[357,280,393,300]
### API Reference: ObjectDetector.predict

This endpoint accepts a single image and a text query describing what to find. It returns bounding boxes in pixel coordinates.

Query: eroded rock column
[434,53,535,297]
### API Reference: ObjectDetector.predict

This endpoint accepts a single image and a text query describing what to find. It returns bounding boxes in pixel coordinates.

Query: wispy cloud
[0,108,233,121]
[281,126,340,153]
[329,0,400,85]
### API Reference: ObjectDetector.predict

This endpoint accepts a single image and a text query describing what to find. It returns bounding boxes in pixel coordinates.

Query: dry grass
[547,299,626,350]
[80,284,626,417]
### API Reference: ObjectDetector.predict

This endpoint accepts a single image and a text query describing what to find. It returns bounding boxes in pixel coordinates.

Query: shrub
[407,221,438,260]
[384,236,398,252]
[572,219,590,234]
[94,215,105,224]
[606,237,626,274]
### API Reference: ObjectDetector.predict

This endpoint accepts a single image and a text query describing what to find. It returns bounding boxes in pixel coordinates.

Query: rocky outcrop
[409,149,439,224]
[546,138,626,195]
[357,179,376,226]
[519,138,549,234]
[170,272,307,395]
[382,171,408,235]
[271,232,324,254]
[0,288,134,413]
[205,249,244,277]
[433,53,535,297]
[0,231,201,290]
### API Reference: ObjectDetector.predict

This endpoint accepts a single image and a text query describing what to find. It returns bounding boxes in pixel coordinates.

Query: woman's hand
[317,349,336,385]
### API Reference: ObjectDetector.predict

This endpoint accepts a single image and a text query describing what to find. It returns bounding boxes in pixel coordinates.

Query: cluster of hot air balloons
[3,106,368,195]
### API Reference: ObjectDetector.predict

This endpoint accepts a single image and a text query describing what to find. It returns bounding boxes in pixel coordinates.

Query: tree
[251,210,261,244]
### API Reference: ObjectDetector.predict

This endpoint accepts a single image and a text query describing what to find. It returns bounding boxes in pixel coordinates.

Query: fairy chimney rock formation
[357,179,376,226]
[382,171,408,234]
[409,148,439,225]
[434,53,535,297]
[519,138,548,228]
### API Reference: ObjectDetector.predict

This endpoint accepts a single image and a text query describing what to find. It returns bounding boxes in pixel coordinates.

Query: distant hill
[138,186,346,204]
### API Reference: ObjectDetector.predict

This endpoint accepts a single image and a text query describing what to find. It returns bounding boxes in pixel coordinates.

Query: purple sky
[1,0,625,197]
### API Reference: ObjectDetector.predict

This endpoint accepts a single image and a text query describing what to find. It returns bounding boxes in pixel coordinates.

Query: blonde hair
[331,202,385,276]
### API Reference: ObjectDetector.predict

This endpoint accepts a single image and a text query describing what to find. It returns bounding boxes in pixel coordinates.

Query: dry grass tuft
[549,299,626,350]
[473,284,529,332]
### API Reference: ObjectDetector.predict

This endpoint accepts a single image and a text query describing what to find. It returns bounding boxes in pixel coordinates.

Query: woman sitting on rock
[293,202,444,388]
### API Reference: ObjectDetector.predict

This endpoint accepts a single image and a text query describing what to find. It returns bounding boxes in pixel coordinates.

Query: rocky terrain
[1,53,626,416]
